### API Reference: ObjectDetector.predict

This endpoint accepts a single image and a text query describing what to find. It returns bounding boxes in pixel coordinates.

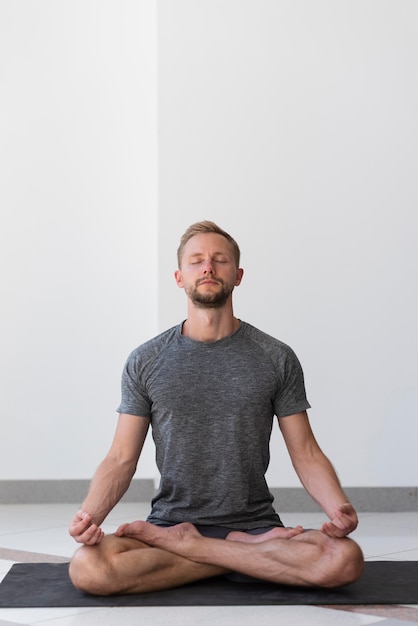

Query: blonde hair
[177,221,241,268]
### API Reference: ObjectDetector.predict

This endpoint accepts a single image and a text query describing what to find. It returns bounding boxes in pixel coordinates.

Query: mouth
[198,279,221,286]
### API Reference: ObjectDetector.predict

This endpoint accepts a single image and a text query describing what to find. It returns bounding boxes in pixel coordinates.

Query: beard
[185,279,234,309]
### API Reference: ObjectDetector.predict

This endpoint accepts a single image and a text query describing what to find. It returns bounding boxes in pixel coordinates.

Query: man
[69,220,364,596]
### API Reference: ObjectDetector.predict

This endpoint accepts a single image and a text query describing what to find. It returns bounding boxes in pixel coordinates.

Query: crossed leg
[69,522,364,596]
[69,534,228,595]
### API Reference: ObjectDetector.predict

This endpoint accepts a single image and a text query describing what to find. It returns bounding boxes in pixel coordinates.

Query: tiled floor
[1,503,418,625]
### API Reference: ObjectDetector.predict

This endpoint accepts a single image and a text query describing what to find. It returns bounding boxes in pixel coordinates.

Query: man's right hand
[69,510,105,545]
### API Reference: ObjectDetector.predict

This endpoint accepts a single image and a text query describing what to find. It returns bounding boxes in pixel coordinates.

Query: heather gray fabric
[117,321,310,529]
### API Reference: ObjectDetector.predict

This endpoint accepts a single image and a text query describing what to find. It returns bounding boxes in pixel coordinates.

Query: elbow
[105,454,138,480]
[118,457,138,479]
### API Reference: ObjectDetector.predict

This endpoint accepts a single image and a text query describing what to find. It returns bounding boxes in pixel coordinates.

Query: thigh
[70,532,229,595]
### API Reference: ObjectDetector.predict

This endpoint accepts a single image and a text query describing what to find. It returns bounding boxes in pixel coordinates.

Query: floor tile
[1,506,417,625]
[0,608,106,626]
[12,605,386,626]
[381,619,411,626]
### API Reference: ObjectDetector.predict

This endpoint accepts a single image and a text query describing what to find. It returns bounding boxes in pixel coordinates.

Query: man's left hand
[321,503,358,538]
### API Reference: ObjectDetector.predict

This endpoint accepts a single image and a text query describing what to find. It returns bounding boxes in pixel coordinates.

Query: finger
[74,510,91,523]
[293,525,305,533]
[329,516,347,531]
[83,527,104,545]
[322,521,353,538]
[75,523,103,545]
[70,510,91,529]
[82,523,100,540]
[114,523,129,537]
[69,516,93,539]
[322,528,342,538]
[321,521,345,537]
[332,508,356,529]
[78,531,103,545]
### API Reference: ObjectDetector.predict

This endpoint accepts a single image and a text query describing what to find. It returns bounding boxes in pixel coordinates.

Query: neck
[182,304,240,342]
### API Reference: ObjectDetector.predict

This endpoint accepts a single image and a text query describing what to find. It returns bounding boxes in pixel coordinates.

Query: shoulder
[124,324,181,368]
[239,322,305,379]
[240,321,297,359]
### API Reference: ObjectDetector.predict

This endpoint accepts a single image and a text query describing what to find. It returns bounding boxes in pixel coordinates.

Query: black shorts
[194,523,283,539]
[153,522,284,538]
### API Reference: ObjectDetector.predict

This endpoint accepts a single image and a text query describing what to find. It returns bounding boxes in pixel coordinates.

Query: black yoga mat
[1,561,417,607]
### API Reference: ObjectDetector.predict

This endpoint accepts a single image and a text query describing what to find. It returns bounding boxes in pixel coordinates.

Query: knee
[69,545,114,596]
[316,537,364,588]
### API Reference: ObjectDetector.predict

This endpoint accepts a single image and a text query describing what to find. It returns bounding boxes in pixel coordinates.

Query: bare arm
[278,411,358,537]
[69,413,150,545]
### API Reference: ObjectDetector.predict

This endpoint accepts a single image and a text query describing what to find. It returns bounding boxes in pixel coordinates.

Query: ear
[174,269,184,288]
[235,268,244,286]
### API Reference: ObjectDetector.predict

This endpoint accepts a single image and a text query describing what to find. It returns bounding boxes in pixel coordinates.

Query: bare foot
[226,526,304,544]
[115,521,201,554]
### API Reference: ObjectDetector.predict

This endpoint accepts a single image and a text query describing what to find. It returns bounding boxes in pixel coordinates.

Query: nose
[202,259,215,274]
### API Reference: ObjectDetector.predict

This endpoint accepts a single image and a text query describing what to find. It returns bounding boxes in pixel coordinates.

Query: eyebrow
[187,251,230,260]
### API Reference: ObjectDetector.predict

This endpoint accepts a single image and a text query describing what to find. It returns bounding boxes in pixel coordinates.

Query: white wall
[1,1,416,490]
[158,1,418,487]
[0,0,158,479]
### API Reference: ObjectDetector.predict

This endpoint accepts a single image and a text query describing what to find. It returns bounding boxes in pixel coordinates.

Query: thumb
[114,523,129,537]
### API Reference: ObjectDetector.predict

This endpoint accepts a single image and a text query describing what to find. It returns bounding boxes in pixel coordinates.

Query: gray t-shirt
[117,321,310,529]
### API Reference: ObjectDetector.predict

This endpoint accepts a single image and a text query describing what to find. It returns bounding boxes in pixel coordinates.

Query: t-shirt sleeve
[273,346,311,417]
[116,351,152,417]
